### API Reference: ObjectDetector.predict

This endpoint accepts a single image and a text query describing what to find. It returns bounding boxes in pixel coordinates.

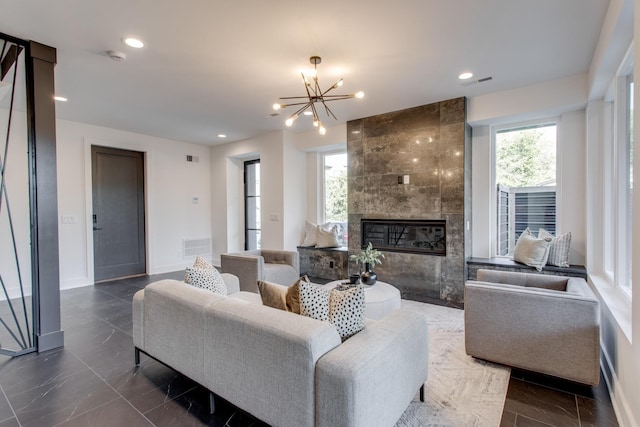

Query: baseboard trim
[601,346,638,427]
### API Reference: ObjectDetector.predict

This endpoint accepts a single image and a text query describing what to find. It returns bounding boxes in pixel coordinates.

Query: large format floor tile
[0,272,621,426]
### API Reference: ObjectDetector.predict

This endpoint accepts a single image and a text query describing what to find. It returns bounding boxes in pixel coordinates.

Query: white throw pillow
[538,229,571,268]
[512,228,552,272]
[316,225,340,248]
[301,220,318,247]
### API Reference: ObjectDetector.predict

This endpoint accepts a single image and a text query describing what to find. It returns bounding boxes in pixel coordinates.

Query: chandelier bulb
[355,91,365,99]
[337,79,344,87]
[273,103,282,110]
[285,114,299,127]
[313,118,319,127]
[319,125,327,135]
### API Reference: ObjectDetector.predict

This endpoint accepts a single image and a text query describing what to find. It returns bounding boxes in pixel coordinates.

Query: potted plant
[350,242,384,285]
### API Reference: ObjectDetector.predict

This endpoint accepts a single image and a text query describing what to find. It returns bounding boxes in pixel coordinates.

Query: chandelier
[273,56,364,135]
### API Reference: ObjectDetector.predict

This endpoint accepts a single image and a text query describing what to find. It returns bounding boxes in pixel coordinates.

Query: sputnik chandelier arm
[273,56,364,135]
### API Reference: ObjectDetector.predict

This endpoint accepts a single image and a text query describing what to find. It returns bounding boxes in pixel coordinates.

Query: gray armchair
[220,249,300,293]
[464,269,600,385]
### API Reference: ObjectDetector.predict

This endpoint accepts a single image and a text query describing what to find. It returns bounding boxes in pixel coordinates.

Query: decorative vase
[360,262,377,286]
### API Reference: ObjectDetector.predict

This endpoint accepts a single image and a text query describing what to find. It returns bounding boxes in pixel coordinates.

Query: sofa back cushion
[477,269,568,291]
[202,299,341,427]
[143,280,226,380]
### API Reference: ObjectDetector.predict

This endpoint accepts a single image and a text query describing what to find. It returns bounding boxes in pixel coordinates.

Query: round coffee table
[323,280,401,320]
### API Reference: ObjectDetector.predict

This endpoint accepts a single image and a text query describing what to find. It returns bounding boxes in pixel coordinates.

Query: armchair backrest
[477,269,568,291]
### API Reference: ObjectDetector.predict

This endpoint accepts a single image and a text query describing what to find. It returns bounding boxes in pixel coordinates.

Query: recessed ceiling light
[458,72,473,80]
[218,134,227,138]
[122,37,144,48]
[54,96,67,102]
[303,111,313,116]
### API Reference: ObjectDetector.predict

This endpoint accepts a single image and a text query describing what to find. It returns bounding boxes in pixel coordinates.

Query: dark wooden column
[25,41,64,352]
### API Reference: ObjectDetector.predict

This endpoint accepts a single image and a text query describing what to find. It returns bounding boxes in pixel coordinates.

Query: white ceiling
[0,0,610,145]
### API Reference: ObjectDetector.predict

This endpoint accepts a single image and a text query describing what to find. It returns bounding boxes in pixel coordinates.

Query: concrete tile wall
[347,97,469,303]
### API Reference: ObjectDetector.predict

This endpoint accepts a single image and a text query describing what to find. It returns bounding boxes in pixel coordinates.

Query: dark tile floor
[0,272,620,427]
[500,369,619,427]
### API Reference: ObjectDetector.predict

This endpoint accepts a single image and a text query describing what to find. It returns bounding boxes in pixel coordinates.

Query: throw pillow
[193,255,215,270]
[301,220,318,247]
[329,285,365,340]
[257,280,289,310]
[299,281,366,340]
[184,267,228,295]
[538,228,571,268]
[299,281,330,322]
[316,225,340,248]
[512,228,552,272]
[257,275,309,313]
[285,275,309,314]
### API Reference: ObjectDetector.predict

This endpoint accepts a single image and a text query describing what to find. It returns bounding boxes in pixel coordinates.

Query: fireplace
[360,219,446,256]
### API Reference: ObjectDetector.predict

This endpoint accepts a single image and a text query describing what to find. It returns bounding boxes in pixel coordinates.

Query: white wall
[56,119,213,288]
[209,124,344,265]
[210,130,309,264]
[469,71,591,262]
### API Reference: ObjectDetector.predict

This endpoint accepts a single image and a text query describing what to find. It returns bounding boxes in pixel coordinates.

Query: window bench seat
[467,257,587,280]
[298,246,348,281]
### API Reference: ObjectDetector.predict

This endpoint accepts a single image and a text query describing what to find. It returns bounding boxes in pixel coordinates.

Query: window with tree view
[495,123,557,256]
[323,152,348,245]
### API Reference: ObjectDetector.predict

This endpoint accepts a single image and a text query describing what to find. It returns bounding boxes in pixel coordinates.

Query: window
[609,46,633,296]
[244,159,261,250]
[322,152,348,245]
[493,123,557,256]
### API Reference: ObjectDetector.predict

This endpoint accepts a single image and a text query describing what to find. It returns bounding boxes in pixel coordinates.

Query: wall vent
[183,238,211,258]
[186,155,200,163]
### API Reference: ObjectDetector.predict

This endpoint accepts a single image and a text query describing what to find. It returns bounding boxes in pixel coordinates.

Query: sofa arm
[315,309,429,427]
[464,281,600,385]
[220,253,263,293]
[261,250,300,275]
[221,273,240,294]
[132,289,145,350]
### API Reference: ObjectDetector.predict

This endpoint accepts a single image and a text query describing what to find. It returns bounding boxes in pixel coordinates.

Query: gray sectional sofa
[132,277,429,427]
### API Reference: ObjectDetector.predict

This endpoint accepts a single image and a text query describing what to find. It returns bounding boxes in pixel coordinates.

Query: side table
[323,280,401,320]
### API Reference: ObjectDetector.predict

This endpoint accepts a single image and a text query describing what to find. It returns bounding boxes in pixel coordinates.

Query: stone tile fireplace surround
[347,97,471,303]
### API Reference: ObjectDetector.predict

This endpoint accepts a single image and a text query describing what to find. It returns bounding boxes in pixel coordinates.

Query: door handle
[93,227,103,231]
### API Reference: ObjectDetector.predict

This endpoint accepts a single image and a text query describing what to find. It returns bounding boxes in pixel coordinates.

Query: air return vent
[183,238,211,258]
[461,76,493,87]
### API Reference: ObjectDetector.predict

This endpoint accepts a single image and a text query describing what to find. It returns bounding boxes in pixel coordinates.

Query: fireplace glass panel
[361,219,446,256]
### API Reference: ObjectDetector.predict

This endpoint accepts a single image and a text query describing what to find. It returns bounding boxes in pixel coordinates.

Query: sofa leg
[134,348,140,366]
[209,392,216,414]
[419,384,425,402]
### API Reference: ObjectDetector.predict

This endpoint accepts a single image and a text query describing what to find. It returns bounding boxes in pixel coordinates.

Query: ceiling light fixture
[122,37,144,48]
[53,96,67,102]
[458,72,473,80]
[218,134,227,138]
[273,56,364,135]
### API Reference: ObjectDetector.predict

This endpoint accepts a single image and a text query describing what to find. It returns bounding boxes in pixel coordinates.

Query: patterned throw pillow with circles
[299,281,330,322]
[299,281,365,340]
[329,285,365,340]
[184,256,227,295]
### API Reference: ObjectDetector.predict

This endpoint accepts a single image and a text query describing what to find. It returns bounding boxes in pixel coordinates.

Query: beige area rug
[396,300,511,427]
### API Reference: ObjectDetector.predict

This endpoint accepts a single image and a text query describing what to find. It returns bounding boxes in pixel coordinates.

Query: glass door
[244,160,261,250]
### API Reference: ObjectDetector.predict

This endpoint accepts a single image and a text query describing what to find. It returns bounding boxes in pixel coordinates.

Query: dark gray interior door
[92,146,146,282]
